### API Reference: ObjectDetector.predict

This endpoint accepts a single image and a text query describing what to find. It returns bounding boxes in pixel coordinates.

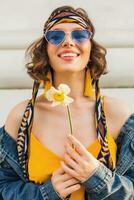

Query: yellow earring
[84,68,94,97]
[44,70,52,99]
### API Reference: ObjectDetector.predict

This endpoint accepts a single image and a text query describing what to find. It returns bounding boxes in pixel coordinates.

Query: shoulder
[104,95,133,139]
[4,99,30,141]
[104,95,132,118]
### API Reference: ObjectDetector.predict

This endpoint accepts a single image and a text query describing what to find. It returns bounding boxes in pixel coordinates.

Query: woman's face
[46,23,92,73]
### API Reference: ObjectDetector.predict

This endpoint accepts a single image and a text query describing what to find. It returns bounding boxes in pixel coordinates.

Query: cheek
[85,42,91,55]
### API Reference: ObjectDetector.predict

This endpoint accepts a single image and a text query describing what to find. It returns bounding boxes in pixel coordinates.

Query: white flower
[45,84,74,107]
[45,83,74,136]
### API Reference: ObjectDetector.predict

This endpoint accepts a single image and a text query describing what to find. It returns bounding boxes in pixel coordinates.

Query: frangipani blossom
[46,84,74,107]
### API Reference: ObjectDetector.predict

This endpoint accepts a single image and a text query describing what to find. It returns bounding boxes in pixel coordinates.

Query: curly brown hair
[25,5,108,84]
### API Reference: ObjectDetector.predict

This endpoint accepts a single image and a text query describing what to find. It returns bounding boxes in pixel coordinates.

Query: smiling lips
[58,50,80,61]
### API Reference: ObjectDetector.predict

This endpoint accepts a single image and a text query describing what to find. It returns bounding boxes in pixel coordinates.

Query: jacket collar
[115,113,134,174]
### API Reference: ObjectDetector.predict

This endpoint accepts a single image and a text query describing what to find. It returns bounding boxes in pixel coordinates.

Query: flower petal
[62,96,74,106]
[51,101,61,107]
[45,90,53,101]
[45,86,57,101]
[50,86,57,93]
[58,84,70,95]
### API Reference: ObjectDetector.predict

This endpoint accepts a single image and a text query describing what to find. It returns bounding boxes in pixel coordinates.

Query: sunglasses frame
[44,29,93,46]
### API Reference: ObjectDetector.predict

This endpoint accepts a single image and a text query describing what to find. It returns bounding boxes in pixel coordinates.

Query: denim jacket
[0,113,134,200]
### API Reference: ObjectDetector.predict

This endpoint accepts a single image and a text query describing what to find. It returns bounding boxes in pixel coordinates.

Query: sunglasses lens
[45,30,65,45]
[72,30,91,43]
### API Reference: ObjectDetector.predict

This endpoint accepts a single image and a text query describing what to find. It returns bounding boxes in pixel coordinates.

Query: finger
[64,152,79,170]
[67,135,86,155]
[56,166,65,175]
[65,183,81,194]
[65,137,72,146]
[63,178,80,188]
[61,161,79,178]
[57,173,79,183]
[60,173,72,181]
[65,143,83,164]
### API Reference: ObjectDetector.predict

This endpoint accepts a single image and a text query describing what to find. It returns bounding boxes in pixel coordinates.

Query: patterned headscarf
[43,8,92,32]
[17,9,115,180]
[44,14,89,31]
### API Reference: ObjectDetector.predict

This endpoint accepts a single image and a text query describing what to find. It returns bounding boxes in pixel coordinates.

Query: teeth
[60,53,78,57]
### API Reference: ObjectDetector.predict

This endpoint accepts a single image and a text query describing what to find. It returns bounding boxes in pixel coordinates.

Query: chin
[60,68,83,73]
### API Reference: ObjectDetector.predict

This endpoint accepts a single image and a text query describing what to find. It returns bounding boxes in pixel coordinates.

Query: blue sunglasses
[44,29,92,46]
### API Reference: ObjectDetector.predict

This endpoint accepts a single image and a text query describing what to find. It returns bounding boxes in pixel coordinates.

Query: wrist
[52,180,70,200]
[80,161,100,183]
[54,189,70,200]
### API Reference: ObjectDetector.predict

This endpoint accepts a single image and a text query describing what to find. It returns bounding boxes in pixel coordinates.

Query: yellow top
[28,96,117,199]
[28,132,117,200]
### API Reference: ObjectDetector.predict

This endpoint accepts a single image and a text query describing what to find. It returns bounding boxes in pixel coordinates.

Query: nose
[61,33,75,47]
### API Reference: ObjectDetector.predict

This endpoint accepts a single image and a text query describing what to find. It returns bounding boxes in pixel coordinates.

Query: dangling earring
[44,70,52,99]
[83,67,94,97]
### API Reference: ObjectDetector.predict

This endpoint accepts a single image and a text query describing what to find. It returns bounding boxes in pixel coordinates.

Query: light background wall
[0,0,134,125]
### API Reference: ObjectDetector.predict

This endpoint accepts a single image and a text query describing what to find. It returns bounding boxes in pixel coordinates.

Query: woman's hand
[51,166,81,199]
[61,134,100,183]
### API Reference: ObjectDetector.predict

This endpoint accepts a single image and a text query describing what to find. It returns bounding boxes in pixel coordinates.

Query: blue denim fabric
[83,113,134,200]
[0,113,134,200]
[0,126,63,200]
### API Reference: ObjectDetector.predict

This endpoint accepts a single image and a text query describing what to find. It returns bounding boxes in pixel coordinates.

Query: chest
[31,103,97,157]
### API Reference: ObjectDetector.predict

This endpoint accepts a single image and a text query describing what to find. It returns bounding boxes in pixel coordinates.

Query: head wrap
[43,9,92,34]
[44,14,89,32]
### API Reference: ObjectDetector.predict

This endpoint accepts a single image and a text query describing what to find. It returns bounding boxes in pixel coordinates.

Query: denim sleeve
[82,163,134,200]
[81,113,134,200]
[0,160,62,200]
[0,135,62,199]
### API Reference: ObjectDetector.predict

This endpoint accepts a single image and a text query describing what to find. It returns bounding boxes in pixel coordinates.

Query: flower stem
[67,105,73,135]
[67,105,75,150]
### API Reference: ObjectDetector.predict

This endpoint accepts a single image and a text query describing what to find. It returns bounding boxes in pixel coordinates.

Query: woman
[0,5,134,200]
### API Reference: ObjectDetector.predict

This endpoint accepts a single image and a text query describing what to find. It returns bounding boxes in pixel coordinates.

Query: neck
[53,68,92,104]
